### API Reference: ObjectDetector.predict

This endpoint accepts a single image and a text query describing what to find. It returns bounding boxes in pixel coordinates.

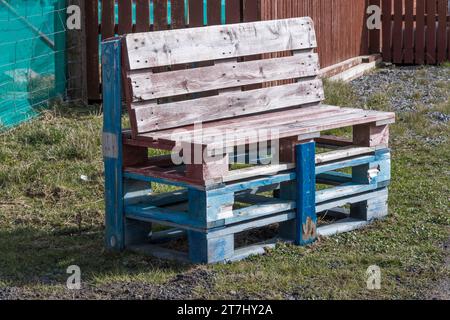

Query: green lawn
[0,70,448,299]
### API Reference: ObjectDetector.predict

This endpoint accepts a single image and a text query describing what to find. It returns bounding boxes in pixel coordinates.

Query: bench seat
[124,105,395,152]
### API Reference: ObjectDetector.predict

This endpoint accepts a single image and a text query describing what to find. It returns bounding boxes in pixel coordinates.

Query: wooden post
[102,38,125,251]
[54,0,66,98]
[85,0,101,101]
[368,0,381,54]
[66,0,87,104]
[295,141,317,245]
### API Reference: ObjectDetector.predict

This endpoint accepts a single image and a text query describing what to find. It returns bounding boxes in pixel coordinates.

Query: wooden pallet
[101,17,395,263]
[119,144,390,263]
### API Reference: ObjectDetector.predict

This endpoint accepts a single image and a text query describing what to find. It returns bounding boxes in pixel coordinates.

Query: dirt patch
[0,268,217,300]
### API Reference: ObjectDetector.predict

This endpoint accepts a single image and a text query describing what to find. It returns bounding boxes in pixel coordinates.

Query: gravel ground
[351,64,450,123]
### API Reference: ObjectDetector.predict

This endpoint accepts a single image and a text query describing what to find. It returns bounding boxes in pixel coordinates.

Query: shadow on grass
[0,226,189,288]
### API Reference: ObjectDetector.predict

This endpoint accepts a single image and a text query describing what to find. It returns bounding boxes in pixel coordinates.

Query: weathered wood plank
[124,17,317,69]
[132,79,324,132]
[222,163,295,183]
[136,106,394,151]
[315,147,375,164]
[129,53,320,101]
[145,105,337,142]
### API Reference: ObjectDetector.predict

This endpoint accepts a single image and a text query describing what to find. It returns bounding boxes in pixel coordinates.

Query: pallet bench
[101,17,395,264]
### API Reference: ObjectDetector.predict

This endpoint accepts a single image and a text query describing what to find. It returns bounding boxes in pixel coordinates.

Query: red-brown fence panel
[189,0,204,27]
[135,0,150,32]
[85,0,100,100]
[416,0,426,64]
[392,0,403,64]
[369,0,381,54]
[426,0,437,64]
[437,0,448,63]
[226,0,242,23]
[404,0,414,64]
[171,0,186,29]
[382,0,392,62]
[208,0,222,25]
[154,0,169,31]
[101,0,115,40]
[118,0,132,35]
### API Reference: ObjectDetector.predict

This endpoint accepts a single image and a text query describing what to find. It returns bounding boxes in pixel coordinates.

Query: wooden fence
[85,0,258,100]
[84,0,372,101]
[376,0,450,64]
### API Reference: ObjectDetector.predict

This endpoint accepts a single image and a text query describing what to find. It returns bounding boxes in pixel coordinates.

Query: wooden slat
[315,147,376,164]
[437,0,448,63]
[132,79,324,132]
[85,0,100,100]
[138,107,395,151]
[101,0,115,40]
[118,0,133,35]
[226,0,242,23]
[381,0,392,62]
[148,105,341,142]
[124,17,317,70]
[207,0,222,25]
[415,0,426,64]
[403,0,414,64]
[189,0,204,27]
[171,0,186,29]
[206,110,395,150]
[369,0,381,53]
[153,0,168,31]
[392,0,403,63]
[128,53,320,101]
[426,0,437,64]
[222,163,295,183]
[135,0,150,32]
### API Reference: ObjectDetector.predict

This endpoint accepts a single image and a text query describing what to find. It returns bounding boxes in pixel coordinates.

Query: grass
[0,72,449,299]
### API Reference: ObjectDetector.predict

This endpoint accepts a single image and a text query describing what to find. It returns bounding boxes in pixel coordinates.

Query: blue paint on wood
[295,142,317,246]
[102,38,124,251]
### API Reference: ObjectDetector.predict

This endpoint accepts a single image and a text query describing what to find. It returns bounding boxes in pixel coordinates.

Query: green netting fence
[0,0,66,130]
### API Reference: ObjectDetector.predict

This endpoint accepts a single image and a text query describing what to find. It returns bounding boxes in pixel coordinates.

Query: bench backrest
[121,17,324,136]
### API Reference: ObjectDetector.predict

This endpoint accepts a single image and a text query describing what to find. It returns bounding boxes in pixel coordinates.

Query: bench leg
[353,123,389,147]
[188,188,234,227]
[295,142,317,245]
[188,231,234,264]
[124,179,152,246]
[183,143,229,185]
[102,38,124,251]
[350,188,389,221]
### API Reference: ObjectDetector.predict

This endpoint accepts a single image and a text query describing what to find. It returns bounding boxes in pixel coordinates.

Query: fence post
[85,0,100,101]
[243,0,261,22]
[368,0,381,54]
[54,0,66,99]
[66,0,87,104]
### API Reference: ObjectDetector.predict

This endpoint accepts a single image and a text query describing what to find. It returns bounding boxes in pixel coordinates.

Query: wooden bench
[102,17,395,263]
